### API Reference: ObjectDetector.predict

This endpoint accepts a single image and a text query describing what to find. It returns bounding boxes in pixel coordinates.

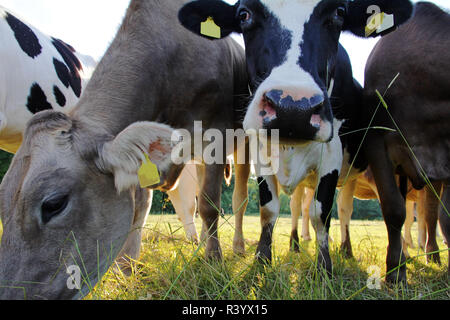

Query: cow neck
[70,0,178,137]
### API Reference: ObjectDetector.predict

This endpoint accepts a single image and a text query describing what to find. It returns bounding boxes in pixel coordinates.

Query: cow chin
[312,118,333,143]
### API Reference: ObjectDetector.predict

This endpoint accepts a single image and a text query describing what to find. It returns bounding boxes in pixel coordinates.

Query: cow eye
[238,9,251,23]
[336,6,346,18]
[42,195,69,224]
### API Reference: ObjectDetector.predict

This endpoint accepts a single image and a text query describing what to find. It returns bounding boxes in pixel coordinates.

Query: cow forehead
[259,0,322,28]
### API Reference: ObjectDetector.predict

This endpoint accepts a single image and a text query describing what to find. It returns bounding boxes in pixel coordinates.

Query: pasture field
[86,214,449,300]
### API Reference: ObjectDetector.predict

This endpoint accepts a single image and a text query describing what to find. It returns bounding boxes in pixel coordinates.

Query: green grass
[86,214,449,300]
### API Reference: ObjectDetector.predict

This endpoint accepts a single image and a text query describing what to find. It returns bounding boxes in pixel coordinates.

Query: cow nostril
[263,90,283,109]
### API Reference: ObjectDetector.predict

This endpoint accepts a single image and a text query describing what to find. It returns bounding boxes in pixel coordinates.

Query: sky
[1,0,449,84]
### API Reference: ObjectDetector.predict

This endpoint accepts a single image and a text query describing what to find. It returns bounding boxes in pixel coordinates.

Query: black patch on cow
[51,38,82,97]
[316,170,339,229]
[53,58,70,87]
[27,83,53,114]
[297,1,341,125]
[5,12,42,58]
[53,86,66,107]
[256,223,274,262]
[240,1,292,91]
[258,177,273,207]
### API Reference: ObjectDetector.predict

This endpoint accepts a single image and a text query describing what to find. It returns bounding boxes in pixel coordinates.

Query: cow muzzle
[256,89,333,143]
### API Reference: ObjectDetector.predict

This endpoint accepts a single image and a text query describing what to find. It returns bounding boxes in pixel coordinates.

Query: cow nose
[263,89,324,115]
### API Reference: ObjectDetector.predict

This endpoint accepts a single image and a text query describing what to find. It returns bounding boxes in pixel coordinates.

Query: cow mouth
[310,112,322,129]
[255,94,333,143]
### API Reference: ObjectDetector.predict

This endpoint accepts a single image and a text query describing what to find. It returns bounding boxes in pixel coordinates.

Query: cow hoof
[340,242,354,259]
[290,231,300,252]
[426,251,441,265]
[317,248,333,278]
[385,268,407,286]
[256,245,272,264]
[233,238,246,256]
[301,234,312,241]
[205,241,223,261]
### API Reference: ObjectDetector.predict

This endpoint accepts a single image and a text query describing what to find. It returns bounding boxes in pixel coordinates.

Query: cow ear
[98,122,178,193]
[178,0,240,40]
[343,0,414,38]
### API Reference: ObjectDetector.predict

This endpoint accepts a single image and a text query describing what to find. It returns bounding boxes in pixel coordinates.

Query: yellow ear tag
[138,154,160,188]
[200,16,221,39]
[365,12,385,37]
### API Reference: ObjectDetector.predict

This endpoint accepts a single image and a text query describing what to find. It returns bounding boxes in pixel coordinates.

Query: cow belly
[337,149,364,188]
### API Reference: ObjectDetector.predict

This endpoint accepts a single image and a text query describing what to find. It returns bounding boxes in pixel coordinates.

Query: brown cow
[363,2,450,281]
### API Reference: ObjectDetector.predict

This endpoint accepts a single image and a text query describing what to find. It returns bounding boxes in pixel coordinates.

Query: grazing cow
[0,6,96,154]
[179,0,413,278]
[363,1,450,278]
[0,6,212,247]
[0,0,249,300]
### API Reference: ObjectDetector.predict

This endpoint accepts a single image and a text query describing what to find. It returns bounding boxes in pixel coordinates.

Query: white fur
[275,119,344,194]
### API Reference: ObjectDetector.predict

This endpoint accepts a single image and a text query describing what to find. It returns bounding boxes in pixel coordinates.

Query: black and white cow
[0,6,96,153]
[179,0,413,277]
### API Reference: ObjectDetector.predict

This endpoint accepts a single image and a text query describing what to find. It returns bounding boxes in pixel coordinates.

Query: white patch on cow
[327,78,335,98]
[243,0,326,135]
[259,175,280,226]
[275,119,343,194]
[310,199,329,248]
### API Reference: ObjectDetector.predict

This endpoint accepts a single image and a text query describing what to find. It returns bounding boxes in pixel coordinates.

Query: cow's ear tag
[200,16,221,39]
[365,12,395,37]
[138,154,160,188]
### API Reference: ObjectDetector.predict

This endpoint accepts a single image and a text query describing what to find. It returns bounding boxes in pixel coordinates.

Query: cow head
[179,0,413,143]
[0,111,180,299]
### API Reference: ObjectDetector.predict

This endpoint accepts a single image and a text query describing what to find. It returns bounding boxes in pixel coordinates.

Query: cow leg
[417,192,427,251]
[290,185,304,252]
[116,188,153,274]
[198,163,225,260]
[256,175,280,262]
[233,161,250,255]
[196,165,208,243]
[366,138,407,284]
[438,185,450,276]
[422,183,442,265]
[310,170,339,277]
[337,179,356,258]
[167,190,198,244]
[167,164,199,243]
[403,200,415,249]
[301,188,314,241]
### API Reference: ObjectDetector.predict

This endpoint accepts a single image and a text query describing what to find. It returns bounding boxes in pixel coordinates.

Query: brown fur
[363,2,450,281]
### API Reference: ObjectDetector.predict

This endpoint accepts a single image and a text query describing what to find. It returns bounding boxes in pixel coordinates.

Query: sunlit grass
[86,214,449,300]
